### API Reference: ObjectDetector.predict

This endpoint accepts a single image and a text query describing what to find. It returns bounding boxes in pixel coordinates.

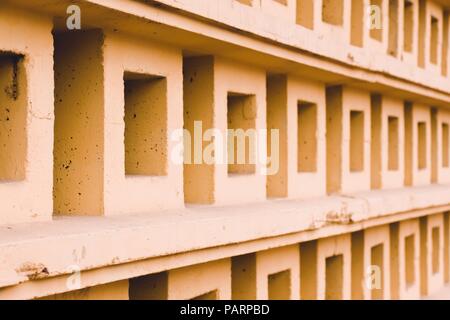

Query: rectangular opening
[296,0,315,29]
[388,116,399,170]
[268,270,291,300]
[53,30,104,216]
[192,290,218,300]
[227,93,257,175]
[432,226,440,274]
[300,241,317,299]
[370,0,383,41]
[274,0,288,5]
[405,234,415,287]
[430,16,439,65]
[232,253,257,299]
[403,0,414,53]
[350,110,364,172]
[322,0,344,26]
[351,0,364,47]
[371,244,384,300]
[298,102,317,172]
[418,121,427,170]
[124,73,167,176]
[325,255,344,300]
[0,53,26,182]
[443,123,449,167]
[388,0,399,56]
[129,272,168,300]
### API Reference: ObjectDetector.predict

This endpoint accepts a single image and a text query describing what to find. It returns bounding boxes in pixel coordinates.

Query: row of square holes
[1,56,448,182]
[237,0,446,72]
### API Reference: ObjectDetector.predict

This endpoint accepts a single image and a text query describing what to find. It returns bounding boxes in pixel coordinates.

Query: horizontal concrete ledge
[1,185,450,292]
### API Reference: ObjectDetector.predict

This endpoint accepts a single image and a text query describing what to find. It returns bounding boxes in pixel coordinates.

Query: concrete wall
[2,0,450,301]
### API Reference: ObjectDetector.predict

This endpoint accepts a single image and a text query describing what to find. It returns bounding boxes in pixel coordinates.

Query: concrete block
[398,218,421,299]
[435,108,450,183]
[326,86,371,194]
[317,234,351,300]
[0,5,53,225]
[232,245,300,300]
[371,95,405,189]
[267,75,326,199]
[183,56,266,205]
[404,103,432,186]
[420,213,445,296]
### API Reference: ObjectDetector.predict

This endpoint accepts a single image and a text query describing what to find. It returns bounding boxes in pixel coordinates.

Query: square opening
[388,116,399,171]
[297,0,315,29]
[322,0,344,26]
[298,101,317,172]
[403,0,414,53]
[418,121,427,170]
[405,234,415,287]
[442,123,449,167]
[432,227,440,274]
[268,270,291,300]
[124,72,167,177]
[371,244,384,300]
[0,53,26,182]
[192,290,218,300]
[227,93,257,176]
[430,16,439,65]
[370,0,383,42]
[350,110,365,172]
[326,255,344,300]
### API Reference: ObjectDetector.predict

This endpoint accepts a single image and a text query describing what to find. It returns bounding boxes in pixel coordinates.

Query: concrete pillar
[0,5,53,225]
